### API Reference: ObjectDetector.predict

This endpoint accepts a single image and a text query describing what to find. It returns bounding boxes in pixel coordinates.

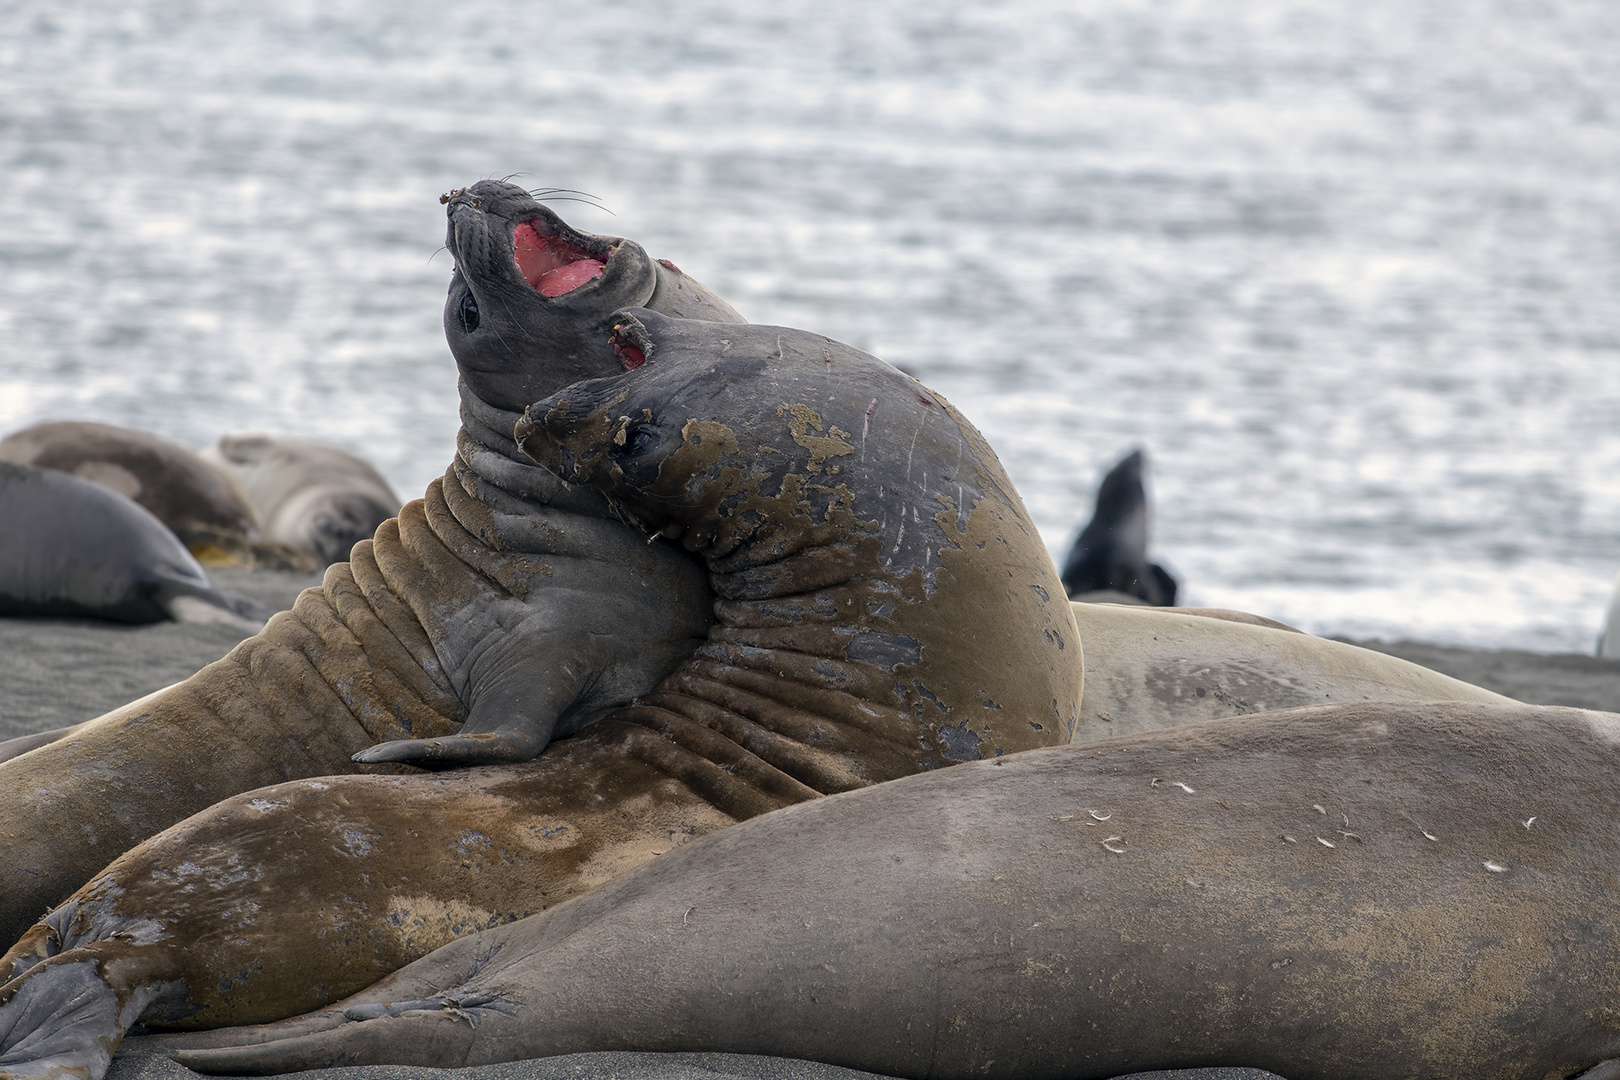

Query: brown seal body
[168,701,1620,1080]
[0,182,735,947]
[0,311,1079,1075]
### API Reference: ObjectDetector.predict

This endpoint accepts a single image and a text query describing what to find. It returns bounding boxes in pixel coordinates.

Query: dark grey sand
[106,1049,1284,1080]
[8,584,1615,1080]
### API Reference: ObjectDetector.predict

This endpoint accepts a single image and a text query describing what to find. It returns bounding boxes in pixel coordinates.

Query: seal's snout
[439,187,483,209]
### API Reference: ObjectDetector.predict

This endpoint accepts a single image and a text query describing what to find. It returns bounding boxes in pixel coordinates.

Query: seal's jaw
[512,220,608,298]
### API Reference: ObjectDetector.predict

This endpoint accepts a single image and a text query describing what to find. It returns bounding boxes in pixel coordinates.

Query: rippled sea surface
[2,0,1618,650]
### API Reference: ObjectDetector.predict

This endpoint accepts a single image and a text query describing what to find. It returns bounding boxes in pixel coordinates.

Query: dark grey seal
[0,461,268,629]
[1061,449,1177,606]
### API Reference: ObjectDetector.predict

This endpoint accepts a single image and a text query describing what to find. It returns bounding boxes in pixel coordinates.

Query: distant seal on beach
[0,462,269,629]
[0,310,1079,1069]
[0,420,289,568]
[155,700,1620,1080]
[1061,448,1177,605]
[200,433,402,567]
[0,184,740,946]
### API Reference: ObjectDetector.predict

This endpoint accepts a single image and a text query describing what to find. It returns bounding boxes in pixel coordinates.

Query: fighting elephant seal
[200,434,401,567]
[0,420,297,569]
[0,310,1080,1072]
[0,181,736,946]
[160,700,1620,1080]
[0,462,269,629]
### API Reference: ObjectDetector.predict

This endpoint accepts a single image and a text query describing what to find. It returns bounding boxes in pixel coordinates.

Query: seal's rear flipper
[0,956,182,1080]
[155,580,271,632]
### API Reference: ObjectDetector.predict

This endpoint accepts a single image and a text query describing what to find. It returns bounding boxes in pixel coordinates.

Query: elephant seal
[0,310,1080,1068]
[154,700,1620,1080]
[0,182,737,946]
[1061,449,1177,606]
[199,434,401,567]
[1066,601,1510,740]
[0,420,298,569]
[0,462,269,629]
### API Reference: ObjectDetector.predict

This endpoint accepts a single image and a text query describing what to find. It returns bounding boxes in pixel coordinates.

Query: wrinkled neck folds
[524,319,1080,802]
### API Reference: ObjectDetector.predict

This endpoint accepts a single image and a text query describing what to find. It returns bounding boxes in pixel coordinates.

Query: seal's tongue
[513,221,606,297]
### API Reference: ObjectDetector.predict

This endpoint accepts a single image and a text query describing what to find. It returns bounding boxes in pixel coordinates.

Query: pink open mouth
[513,221,607,297]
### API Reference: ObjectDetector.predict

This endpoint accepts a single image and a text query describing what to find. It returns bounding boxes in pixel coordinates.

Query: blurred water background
[2,0,1617,651]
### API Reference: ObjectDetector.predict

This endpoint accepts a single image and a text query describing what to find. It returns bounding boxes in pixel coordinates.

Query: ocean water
[2,0,1618,651]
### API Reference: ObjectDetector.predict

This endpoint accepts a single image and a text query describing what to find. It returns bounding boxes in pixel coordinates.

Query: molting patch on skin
[776,403,855,474]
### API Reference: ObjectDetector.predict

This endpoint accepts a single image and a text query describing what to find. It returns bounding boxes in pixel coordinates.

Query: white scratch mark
[1484,861,1508,873]
[1316,837,1336,848]
[1422,831,1438,842]
[1282,835,1297,844]
[1088,809,1111,821]
[1173,782,1196,794]
[1312,804,1326,815]
[1521,816,1537,828]
[1101,836,1127,854]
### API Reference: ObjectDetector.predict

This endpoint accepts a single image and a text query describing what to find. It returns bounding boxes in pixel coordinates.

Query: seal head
[442,181,742,412]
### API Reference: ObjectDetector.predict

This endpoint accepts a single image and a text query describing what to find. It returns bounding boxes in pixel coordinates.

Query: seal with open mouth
[0,182,736,947]
[0,311,1080,1076]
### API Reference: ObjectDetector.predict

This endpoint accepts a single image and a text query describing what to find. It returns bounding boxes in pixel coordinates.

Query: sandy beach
[8,583,1617,1080]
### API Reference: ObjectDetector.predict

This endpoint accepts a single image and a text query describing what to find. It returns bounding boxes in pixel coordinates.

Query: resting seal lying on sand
[199,435,401,568]
[0,182,735,946]
[1065,602,1508,739]
[0,463,268,629]
[0,310,1080,1076]
[165,701,1620,1080]
[0,421,301,569]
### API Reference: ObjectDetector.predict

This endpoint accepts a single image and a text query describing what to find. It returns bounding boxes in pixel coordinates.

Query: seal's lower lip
[513,220,606,297]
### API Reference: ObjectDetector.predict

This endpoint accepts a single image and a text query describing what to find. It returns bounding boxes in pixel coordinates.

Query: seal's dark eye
[457,290,480,333]
[626,425,656,455]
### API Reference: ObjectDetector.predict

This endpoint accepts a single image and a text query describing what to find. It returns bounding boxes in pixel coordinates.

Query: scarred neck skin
[516,309,1082,807]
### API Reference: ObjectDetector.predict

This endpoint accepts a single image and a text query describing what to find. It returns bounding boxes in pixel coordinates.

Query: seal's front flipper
[352,729,538,766]
[351,636,597,766]
[1576,1061,1620,1080]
